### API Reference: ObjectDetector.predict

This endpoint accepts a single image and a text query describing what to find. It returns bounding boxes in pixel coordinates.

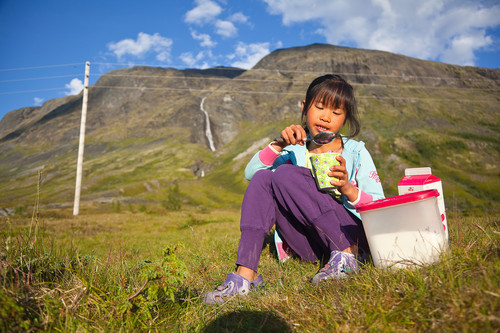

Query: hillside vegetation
[0,42,499,331]
[0,43,499,215]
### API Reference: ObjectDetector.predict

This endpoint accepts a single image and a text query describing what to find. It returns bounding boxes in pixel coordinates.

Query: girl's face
[304,98,346,138]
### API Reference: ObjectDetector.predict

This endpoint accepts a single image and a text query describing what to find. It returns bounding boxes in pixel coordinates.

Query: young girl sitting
[203,74,385,304]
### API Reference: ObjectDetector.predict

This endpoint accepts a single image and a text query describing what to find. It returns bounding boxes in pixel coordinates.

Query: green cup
[310,153,340,191]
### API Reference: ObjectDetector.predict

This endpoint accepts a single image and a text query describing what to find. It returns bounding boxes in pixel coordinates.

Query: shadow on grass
[202,310,292,333]
[178,215,231,229]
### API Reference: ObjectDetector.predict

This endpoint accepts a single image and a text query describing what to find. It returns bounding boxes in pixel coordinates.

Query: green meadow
[0,47,498,331]
[1,196,498,332]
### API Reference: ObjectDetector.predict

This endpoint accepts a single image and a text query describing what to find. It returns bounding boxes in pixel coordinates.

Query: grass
[1,192,499,332]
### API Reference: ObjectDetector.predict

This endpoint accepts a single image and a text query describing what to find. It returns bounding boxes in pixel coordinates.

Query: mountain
[0,43,498,214]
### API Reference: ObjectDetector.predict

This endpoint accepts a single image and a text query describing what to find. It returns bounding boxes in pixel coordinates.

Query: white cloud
[191,30,217,47]
[185,2,250,40]
[180,51,202,67]
[65,78,84,96]
[229,42,271,69]
[34,97,44,106]
[441,31,492,66]
[180,51,212,68]
[107,32,173,62]
[262,0,500,66]
[228,12,248,24]
[185,0,222,24]
[215,20,237,37]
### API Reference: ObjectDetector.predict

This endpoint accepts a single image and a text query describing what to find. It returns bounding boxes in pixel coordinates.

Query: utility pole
[73,61,90,216]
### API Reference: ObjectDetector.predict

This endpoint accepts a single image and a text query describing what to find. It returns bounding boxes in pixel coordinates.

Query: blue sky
[1,0,499,121]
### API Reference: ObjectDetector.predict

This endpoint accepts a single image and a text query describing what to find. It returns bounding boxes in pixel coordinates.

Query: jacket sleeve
[244,144,281,180]
[345,147,385,208]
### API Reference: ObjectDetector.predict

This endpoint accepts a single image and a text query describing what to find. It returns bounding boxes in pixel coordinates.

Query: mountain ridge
[0,43,498,214]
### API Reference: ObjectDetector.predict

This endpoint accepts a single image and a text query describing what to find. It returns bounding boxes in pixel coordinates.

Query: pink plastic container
[357,190,447,269]
[398,167,448,240]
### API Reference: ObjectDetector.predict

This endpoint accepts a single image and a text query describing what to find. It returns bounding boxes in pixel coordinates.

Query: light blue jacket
[245,136,385,219]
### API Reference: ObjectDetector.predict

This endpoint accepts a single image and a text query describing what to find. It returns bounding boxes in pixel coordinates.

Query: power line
[90,83,500,93]
[90,76,500,91]
[91,62,500,82]
[1,61,498,83]
[0,74,81,83]
[1,61,498,101]
[92,85,302,94]
[92,62,179,67]
[91,72,294,83]
[51,85,496,103]
[2,70,498,88]
[93,69,500,83]
[1,72,497,93]
[1,82,499,103]
[2,78,499,100]
[91,71,500,84]
[0,63,84,72]
[0,87,65,95]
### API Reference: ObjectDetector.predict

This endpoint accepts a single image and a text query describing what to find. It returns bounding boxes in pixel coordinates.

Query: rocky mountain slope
[0,43,498,214]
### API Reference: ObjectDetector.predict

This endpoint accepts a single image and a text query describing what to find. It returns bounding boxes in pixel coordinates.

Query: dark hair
[301,74,360,138]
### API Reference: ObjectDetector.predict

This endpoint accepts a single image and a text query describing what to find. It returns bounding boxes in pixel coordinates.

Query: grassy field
[1,46,498,332]
[1,198,498,332]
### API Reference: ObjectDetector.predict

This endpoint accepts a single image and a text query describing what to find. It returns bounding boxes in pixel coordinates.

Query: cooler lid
[356,189,439,212]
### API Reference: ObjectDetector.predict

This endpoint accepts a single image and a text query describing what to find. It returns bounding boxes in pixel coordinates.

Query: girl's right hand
[280,124,307,146]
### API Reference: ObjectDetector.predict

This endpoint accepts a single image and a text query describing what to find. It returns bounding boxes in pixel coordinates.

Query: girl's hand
[279,124,307,146]
[329,155,359,202]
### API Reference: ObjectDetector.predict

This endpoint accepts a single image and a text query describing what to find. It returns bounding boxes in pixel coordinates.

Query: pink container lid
[398,174,440,186]
[356,189,439,212]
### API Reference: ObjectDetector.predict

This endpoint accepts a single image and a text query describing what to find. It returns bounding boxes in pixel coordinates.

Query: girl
[203,74,385,305]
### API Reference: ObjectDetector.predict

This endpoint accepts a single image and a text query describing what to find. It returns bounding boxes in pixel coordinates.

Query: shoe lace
[216,284,228,291]
[319,264,330,273]
[340,264,349,274]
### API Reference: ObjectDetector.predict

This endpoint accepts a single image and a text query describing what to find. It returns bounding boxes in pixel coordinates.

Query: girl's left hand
[329,155,359,202]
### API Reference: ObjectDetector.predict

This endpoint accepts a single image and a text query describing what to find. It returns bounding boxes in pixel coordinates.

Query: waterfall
[200,97,216,152]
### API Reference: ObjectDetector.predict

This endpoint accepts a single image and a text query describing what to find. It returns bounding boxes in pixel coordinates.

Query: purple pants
[235,164,368,272]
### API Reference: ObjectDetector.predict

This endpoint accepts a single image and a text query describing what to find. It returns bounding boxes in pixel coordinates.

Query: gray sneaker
[312,250,359,283]
[202,272,265,304]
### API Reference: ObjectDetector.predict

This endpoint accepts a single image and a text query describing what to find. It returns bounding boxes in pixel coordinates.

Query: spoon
[309,131,338,145]
[275,131,338,146]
